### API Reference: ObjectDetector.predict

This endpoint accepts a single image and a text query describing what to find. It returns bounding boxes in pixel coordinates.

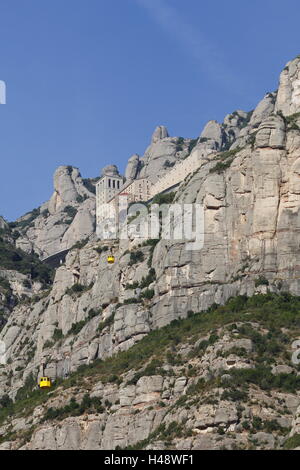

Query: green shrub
[0,394,13,409]
[76,195,88,204]
[228,366,300,393]
[163,160,175,168]
[43,340,54,349]
[221,388,248,402]
[97,312,115,333]
[255,276,269,287]
[15,208,40,230]
[0,277,11,291]
[127,359,163,385]
[67,307,102,337]
[252,416,263,430]
[129,250,144,266]
[141,289,155,300]
[188,139,198,153]
[284,434,300,450]
[23,279,31,289]
[209,147,241,174]
[65,284,85,295]
[0,238,53,287]
[94,246,109,255]
[152,192,175,205]
[176,137,185,152]
[53,328,63,342]
[67,320,86,336]
[82,178,99,194]
[123,298,141,305]
[147,240,160,268]
[87,308,101,320]
[285,112,300,128]
[140,268,156,289]
[71,238,89,250]
[15,373,36,401]
[42,393,105,422]
[63,206,77,219]
[141,239,160,247]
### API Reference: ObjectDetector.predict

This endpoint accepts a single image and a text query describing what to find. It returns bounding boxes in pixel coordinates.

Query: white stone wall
[96,148,212,238]
[150,149,203,197]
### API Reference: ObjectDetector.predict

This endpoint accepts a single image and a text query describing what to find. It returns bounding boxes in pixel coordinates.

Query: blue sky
[1,0,300,220]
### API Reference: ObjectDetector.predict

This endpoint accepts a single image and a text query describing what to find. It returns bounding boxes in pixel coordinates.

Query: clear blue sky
[1,0,300,220]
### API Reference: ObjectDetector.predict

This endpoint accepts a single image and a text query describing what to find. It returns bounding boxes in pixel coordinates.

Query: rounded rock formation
[151,125,169,144]
[125,154,140,182]
[101,164,120,177]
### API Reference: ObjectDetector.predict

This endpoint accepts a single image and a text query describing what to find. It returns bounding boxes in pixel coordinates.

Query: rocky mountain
[14,166,96,259]
[0,226,53,330]
[1,55,300,450]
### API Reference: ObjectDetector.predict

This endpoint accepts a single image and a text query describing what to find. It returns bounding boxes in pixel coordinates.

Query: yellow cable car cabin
[39,377,52,389]
[107,255,115,264]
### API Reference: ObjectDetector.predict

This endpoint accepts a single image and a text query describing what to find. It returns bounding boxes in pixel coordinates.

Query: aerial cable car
[39,363,52,389]
[39,376,52,389]
[107,253,115,264]
[107,246,116,264]
[107,255,115,264]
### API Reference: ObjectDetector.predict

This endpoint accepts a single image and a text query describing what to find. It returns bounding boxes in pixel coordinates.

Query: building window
[117,181,120,189]
[108,179,111,188]
[113,180,115,189]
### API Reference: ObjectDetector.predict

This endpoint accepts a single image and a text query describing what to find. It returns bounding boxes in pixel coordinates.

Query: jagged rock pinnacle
[151,125,169,144]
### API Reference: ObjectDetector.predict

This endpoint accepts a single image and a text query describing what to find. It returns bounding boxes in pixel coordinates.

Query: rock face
[151,125,169,144]
[255,114,285,148]
[125,154,140,182]
[250,93,276,128]
[200,120,224,150]
[14,166,96,258]
[276,57,300,116]
[3,54,300,450]
[138,127,193,184]
[0,232,54,338]
[101,165,120,177]
[0,217,7,230]
[0,319,299,450]
[48,167,86,213]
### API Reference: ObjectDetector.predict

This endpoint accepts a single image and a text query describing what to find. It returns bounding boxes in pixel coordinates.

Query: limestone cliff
[14,166,96,259]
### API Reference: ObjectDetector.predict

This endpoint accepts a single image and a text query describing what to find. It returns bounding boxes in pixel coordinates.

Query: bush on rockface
[284,434,300,450]
[209,147,241,174]
[0,238,53,287]
[255,276,269,287]
[227,366,300,393]
[42,394,105,422]
[141,289,155,300]
[152,192,175,205]
[129,250,144,266]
